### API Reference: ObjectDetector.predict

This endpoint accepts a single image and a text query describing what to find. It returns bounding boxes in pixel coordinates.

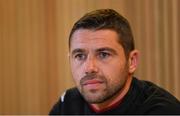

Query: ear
[128,50,139,74]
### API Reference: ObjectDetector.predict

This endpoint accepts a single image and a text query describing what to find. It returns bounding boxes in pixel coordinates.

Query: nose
[84,56,99,74]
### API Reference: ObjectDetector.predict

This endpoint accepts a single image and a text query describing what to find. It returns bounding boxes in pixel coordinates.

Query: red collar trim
[89,97,124,113]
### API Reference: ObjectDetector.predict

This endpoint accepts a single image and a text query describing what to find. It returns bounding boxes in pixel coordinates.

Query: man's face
[70,29,130,104]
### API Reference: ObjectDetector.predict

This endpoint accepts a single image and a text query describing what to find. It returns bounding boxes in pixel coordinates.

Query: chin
[82,90,108,103]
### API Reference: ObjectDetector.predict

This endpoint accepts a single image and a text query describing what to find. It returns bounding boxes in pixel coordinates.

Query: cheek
[103,60,124,75]
[102,62,127,83]
[71,62,83,84]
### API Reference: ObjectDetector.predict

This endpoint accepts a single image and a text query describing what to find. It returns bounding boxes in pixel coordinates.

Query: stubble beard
[80,81,124,104]
[78,69,129,104]
[78,75,129,104]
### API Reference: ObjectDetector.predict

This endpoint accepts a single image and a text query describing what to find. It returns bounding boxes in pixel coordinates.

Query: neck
[90,76,133,112]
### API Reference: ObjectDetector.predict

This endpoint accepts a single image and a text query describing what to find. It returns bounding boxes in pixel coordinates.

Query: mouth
[81,79,105,90]
[83,79,104,85]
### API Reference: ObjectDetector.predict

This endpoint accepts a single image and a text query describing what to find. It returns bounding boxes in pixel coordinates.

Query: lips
[82,79,103,85]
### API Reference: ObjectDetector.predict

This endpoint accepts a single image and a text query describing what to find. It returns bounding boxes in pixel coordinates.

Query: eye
[98,52,111,59]
[74,53,86,61]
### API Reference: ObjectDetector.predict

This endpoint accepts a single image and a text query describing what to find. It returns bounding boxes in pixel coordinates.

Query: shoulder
[62,87,81,100]
[62,87,85,104]
[132,77,180,114]
[49,87,86,115]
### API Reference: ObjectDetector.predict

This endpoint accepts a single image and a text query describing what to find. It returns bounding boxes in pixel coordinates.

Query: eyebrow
[71,48,85,55]
[96,47,117,55]
[71,47,117,55]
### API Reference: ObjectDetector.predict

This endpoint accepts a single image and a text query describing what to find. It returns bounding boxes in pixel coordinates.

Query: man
[50,9,180,114]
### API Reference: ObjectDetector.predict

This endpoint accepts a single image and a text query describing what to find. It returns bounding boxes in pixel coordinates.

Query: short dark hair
[69,9,135,58]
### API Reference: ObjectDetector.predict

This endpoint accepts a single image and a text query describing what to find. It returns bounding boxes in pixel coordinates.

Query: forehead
[70,29,123,51]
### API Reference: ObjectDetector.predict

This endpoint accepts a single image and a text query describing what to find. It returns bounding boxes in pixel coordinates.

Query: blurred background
[0,0,179,114]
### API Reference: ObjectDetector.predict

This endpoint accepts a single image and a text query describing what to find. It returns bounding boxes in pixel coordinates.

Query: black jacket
[49,77,180,114]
